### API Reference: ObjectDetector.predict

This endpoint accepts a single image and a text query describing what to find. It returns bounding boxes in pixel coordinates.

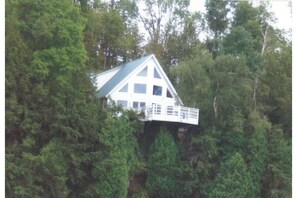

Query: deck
[136,104,199,125]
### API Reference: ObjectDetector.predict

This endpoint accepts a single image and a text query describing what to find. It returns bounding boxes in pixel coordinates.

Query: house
[92,54,199,125]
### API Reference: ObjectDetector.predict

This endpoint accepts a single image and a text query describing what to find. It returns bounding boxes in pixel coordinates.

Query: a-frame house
[92,54,199,125]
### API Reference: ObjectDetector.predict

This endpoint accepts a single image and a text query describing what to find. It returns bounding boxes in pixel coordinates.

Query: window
[137,66,148,76]
[133,102,138,109]
[134,83,146,94]
[140,102,146,108]
[133,101,146,109]
[119,83,128,92]
[166,89,173,98]
[153,85,162,96]
[154,68,161,79]
[117,100,128,108]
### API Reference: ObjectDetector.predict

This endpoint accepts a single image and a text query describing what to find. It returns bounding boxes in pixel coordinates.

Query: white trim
[106,55,153,97]
[150,55,183,106]
[107,55,183,105]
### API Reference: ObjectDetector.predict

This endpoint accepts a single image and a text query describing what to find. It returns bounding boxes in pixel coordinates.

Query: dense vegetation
[6,0,291,197]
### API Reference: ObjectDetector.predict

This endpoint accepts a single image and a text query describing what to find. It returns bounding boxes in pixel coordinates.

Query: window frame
[166,88,173,98]
[153,85,163,96]
[134,83,147,94]
[154,67,161,79]
[137,66,148,77]
[119,83,128,92]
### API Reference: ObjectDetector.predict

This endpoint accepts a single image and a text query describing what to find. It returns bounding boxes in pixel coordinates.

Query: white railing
[140,104,199,125]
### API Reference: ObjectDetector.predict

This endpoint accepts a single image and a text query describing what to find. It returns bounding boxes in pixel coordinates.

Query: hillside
[5,0,291,197]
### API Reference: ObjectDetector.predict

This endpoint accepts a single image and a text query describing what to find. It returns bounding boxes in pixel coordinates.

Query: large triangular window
[154,68,161,79]
[137,66,148,76]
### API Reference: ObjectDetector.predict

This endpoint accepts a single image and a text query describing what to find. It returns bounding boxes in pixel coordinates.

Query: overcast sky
[189,0,292,31]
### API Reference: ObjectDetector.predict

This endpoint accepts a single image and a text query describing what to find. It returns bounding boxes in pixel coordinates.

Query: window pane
[166,89,173,98]
[134,83,146,94]
[154,68,161,79]
[133,102,138,109]
[153,85,162,96]
[119,83,128,92]
[117,100,127,107]
[133,101,145,109]
[137,66,148,76]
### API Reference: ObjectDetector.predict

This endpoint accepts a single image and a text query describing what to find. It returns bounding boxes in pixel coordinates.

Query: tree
[209,153,253,198]
[245,111,270,197]
[139,0,189,46]
[204,0,231,57]
[205,0,230,38]
[86,114,138,198]
[83,0,142,70]
[232,1,277,54]
[5,0,104,196]
[261,126,291,197]
[259,43,292,137]
[222,26,261,71]
[163,12,203,67]
[210,55,253,121]
[146,129,179,198]
[139,0,202,76]
[171,45,213,129]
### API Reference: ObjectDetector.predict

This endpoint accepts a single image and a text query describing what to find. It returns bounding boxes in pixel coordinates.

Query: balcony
[136,104,199,125]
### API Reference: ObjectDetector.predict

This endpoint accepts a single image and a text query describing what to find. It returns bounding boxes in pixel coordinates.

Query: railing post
[188,108,190,120]
[152,105,154,119]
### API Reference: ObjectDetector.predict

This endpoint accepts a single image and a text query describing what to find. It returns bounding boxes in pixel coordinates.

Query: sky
[189,0,292,31]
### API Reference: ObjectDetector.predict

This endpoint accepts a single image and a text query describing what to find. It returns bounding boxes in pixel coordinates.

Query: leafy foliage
[93,114,138,198]
[209,153,253,198]
[146,129,179,198]
[5,0,291,197]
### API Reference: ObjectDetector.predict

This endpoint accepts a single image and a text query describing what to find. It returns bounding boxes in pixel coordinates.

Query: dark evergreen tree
[209,153,253,198]
[245,111,270,197]
[5,0,133,197]
[5,0,292,197]
[261,126,292,197]
[146,129,179,198]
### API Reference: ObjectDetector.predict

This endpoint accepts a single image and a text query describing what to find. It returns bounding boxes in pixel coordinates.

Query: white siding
[96,55,199,125]
[109,59,176,109]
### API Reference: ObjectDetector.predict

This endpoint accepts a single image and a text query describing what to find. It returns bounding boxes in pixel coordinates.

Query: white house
[92,54,199,125]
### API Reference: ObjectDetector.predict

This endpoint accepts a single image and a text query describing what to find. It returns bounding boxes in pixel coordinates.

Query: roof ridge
[96,54,153,97]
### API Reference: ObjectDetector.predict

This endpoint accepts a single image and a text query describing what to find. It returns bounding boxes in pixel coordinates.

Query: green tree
[210,55,253,122]
[261,126,291,197]
[172,45,213,129]
[5,0,105,196]
[245,111,270,197]
[204,0,231,57]
[232,1,260,50]
[209,153,253,198]
[83,0,142,70]
[259,43,292,137]
[146,129,179,198]
[84,114,138,197]
[139,0,203,77]
[222,26,261,71]
[232,1,279,55]
[205,0,230,38]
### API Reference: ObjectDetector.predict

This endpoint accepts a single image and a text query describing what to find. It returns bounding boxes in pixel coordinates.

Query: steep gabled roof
[96,54,153,97]
[94,54,183,105]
